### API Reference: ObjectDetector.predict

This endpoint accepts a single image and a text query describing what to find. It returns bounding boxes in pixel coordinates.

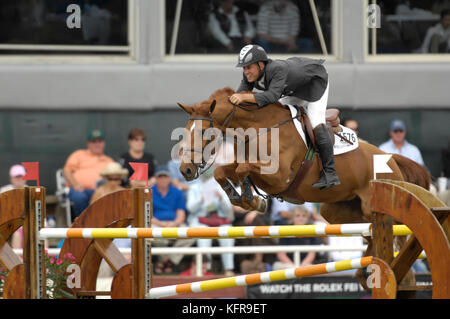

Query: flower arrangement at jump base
[0,266,7,296]
[45,251,77,299]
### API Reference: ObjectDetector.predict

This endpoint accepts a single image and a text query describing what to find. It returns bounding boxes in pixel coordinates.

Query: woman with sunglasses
[119,128,156,187]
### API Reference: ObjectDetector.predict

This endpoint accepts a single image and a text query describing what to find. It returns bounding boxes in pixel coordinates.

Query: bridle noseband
[183,116,216,178]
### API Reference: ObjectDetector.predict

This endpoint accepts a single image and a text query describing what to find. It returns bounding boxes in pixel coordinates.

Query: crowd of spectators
[169,0,450,55]
[2,0,448,55]
[373,0,450,53]
[168,0,331,54]
[2,118,440,277]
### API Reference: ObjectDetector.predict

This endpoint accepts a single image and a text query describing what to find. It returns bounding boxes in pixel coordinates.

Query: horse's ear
[209,100,216,114]
[177,102,192,114]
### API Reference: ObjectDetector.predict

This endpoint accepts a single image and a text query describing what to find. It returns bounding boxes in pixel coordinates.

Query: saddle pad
[287,105,359,156]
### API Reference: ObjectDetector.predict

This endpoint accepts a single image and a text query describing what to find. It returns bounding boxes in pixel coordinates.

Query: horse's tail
[392,154,430,190]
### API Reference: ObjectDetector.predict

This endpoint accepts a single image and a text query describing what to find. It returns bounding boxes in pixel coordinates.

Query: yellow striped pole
[148,256,374,298]
[39,224,412,239]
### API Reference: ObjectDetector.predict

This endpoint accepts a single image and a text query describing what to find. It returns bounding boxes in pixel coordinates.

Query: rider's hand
[230,94,244,105]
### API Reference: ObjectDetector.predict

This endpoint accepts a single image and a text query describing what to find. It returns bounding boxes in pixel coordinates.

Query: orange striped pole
[148,256,374,298]
[38,224,412,239]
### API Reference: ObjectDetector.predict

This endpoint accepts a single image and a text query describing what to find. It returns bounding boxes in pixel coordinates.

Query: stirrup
[312,171,340,190]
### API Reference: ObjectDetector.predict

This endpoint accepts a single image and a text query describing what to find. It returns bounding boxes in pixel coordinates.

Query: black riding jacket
[236,57,328,107]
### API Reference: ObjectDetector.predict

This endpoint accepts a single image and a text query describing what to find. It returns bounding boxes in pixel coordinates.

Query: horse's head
[176,87,252,181]
[177,99,219,181]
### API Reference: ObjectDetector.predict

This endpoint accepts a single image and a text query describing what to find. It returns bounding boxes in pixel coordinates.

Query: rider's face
[243,62,264,83]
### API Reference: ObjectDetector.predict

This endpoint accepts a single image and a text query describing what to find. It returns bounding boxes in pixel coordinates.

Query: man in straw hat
[90,162,128,204]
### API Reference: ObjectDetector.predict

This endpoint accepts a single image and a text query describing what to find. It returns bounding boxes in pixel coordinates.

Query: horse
[176,87,430,291]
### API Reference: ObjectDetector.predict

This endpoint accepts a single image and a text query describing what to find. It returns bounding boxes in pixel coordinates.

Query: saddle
[295,106,342,148]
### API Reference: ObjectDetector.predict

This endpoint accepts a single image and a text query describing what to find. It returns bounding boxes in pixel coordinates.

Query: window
[165,0,335,57]
[367,0,450,56]
[0,0,132,56]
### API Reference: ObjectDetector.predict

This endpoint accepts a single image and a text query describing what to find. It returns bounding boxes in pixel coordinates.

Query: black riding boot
[312,124,341,190]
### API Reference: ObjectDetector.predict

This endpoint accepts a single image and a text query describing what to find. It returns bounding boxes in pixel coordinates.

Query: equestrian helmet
[236,44,269,67]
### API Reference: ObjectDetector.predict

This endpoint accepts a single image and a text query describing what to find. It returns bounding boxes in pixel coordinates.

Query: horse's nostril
[185,167,192,176]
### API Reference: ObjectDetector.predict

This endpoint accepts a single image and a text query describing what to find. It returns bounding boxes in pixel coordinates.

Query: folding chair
[55,168,72,227]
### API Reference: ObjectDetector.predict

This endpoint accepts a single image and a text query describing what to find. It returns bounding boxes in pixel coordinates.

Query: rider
[230,44,340,190]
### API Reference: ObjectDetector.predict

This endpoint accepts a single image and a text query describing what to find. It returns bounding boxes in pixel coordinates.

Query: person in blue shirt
[379,119,425,166]
[152,166,186,227]
[151,165,195,273]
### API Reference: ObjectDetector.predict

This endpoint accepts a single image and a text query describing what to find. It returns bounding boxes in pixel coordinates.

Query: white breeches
[278,81,329,129]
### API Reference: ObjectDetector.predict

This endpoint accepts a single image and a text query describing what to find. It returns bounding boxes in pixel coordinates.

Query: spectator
[0,164,27,193]
[151,165,195,274]
[233,204,276,274]
[342,118,359,136]
[420,9,450,53]
[1,164,28,249]
[272,205,321,270]
[256,0,300,53]
[378,119,425,166]
[270,199,294,225]
[208,0,256,53]
[63,129,113,219]
[118,128,156,188]
[186,166,235,276]
[180,256,214,276]
[90,162,128,204]
[342,117,368,143]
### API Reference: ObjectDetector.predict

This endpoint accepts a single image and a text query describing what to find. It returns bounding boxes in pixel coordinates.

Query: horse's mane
[191,87,236,115]
[209,87,235,101]
[192,86,283,115]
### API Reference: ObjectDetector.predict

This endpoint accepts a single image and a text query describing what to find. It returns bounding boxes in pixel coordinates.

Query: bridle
[182,115,217,179]
[182,97,297,179]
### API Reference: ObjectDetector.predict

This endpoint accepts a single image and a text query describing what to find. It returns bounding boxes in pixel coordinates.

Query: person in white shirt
[186,166,235,276]
[379,119,425,166]
[420,9,450,53]
[208,0,255,52]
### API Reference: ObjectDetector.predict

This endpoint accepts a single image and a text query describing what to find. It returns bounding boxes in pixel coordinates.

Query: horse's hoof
[257,198,267,213]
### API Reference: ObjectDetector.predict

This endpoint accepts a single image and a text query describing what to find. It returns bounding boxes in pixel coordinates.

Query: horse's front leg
[235,163,267,213]
[214,164,243,206]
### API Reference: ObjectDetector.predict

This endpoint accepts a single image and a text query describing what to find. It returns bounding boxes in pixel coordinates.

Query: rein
[183,97,303,183]
[226,97,302,145]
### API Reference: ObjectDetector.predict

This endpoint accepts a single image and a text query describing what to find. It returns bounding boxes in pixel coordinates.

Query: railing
[14,244,367,276]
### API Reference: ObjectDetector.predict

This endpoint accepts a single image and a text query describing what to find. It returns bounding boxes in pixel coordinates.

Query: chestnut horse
[177,87,429,289]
